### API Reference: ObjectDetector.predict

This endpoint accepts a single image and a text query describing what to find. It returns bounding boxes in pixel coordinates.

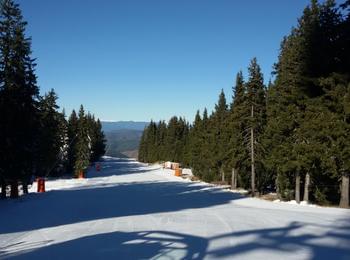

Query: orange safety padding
[175,168,182,177]
[78,171,85,179]
[37,178,45,193]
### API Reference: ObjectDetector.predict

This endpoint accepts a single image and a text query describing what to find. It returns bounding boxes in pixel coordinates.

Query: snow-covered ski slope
[0,157,349,260]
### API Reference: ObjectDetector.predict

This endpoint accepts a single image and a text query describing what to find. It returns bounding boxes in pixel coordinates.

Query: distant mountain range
[101,121,149,159]
[101,121,149,132]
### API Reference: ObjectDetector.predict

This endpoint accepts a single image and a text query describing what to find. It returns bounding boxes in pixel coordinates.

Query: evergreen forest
[139,0,350,208]
[0,0,106,198]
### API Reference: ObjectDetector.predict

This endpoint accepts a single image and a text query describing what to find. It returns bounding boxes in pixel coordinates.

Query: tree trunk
[295,173,300,204]
[23,181,28,194]
[251,105,255,196]
[234,169,237,189]
[339,173,349,208]
[221,167,225,183]
[303,172,310,203]
[231,168,237,190]
[10,180,19,199]
[1,181,6,199]
[276,177,281,200]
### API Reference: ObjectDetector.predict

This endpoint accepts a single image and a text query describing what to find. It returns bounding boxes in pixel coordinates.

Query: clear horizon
[19,0,342,122]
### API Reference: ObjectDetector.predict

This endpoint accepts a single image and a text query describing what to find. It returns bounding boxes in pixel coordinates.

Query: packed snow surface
[0,157,349,260]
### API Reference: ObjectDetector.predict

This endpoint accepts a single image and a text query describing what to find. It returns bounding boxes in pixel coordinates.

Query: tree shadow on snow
[207,219,350,260]
[3,221,350,260]
[0,157,242,233]
[1,230,207,260]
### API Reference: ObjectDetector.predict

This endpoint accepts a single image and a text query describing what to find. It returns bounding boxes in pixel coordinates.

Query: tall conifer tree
[246,58,266,195]
[210,90,230,182]
[229,71,249,189]
[0,0,39,197]
[67,110,78,173]
[73,105,90,176]
[36,89,64,177]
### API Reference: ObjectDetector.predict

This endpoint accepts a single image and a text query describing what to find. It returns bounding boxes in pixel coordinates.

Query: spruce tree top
[215,89,228,113]
[203,108,208,121]
[232,71,245,109]
[194,110,201,125]
[0,0,38,96]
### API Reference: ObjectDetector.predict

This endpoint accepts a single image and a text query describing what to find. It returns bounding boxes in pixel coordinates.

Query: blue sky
[18,0,337,122]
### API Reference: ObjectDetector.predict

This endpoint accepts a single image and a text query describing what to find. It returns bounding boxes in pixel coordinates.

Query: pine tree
[209,90,230,182]
[67,110,78,173]
[197,108,213,182]
[73,105,91,177]
[317,74,350,207]
[175,117,189,164]
[229,71,249,189]
[36,89,64,177]
[0,0,40,198]
[146,121,158,162]
[189,110,203,175]
[138,127,147,162]
[164,117,179,162]
[182,121,191,167]
[156,120,167,161]
[266,1,321,201]
[246,58,266,195]
[91,119,106,162]
[56,108,69,175]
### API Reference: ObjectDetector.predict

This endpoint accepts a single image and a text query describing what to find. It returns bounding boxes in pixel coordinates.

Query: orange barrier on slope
[175,168,182,177]
[78,171,85,179]
[37,178,45,193]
